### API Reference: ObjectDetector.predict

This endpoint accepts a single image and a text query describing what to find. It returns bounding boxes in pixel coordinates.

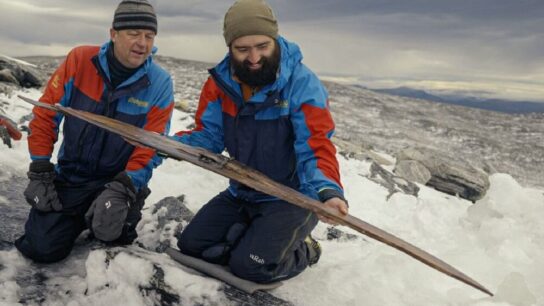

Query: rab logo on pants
[250,254,265,264]
[105,201,111,210]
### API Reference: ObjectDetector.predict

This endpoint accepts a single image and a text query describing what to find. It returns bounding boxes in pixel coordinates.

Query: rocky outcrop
[394,160,432,185]
[0,55,44,89]
[333,139,419,199]
[395,147,490,202]
[369,162,420,199]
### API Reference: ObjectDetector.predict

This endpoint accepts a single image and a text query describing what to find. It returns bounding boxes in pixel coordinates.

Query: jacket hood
[212,36,303,101]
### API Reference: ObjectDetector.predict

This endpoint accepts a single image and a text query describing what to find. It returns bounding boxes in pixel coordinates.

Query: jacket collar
[97,41,157,88]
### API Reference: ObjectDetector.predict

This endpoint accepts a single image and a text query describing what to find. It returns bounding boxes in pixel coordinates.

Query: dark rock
[396,147,490,201]
[139,264,181,306]
[326,227,360,241]
[152,195,194,224]
[0,56,45,90]
[368,162,420,199]
[0,68,19,85]
[146,196,193,252]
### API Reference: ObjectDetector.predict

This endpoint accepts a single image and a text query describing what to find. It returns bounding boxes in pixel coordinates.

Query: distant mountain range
[372,86,544,114]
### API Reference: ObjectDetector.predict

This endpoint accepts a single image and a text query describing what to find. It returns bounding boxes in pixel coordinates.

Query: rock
[394,159,432,184]
[144,195,193,252]
[0,69,19,85]
[326,226,360,241]
[368,162,419,199]
[0,56,44,89]
[152,195,194,224]
[396,147,490,202]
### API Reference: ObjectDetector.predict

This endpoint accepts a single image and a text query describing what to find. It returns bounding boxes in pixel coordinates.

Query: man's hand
[317,197,349,225]
[85,172,137,242]
[24,160,62,212]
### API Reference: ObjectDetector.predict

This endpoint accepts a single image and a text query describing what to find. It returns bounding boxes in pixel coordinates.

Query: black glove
[23,160,62,212]
[0,125,11,148]
[85,172,137,242]
[116,185,151,244]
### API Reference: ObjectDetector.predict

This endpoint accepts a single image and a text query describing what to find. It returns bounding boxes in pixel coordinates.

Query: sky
[1,0,543,101]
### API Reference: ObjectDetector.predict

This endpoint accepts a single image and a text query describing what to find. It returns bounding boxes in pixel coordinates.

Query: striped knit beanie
[223,0,278,46]
[112,0,158,33]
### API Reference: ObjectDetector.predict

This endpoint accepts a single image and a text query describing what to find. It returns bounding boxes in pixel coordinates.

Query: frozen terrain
[0,56,543,305]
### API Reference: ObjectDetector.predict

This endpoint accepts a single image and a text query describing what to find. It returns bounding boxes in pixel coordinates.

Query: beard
[231,43,280,87]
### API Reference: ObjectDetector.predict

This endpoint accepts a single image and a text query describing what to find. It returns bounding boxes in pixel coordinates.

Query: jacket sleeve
[289,68,344,201]
[173,77,225,154]
[28,48,79,160]
[125,75,175,190]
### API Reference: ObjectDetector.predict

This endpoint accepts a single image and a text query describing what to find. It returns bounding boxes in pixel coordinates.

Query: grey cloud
[270,0,544,22]
[0,0,542,100]
[154,1,227,19]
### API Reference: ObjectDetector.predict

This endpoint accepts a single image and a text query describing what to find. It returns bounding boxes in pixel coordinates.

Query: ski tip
[18,95,57,111]
[18,95,33,103]
[18,95,40,106]
[481,286,494,297]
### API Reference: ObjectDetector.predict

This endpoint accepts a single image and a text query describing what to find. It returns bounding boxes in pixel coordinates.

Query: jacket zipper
[89,56,150,174]
[209,69,246,159]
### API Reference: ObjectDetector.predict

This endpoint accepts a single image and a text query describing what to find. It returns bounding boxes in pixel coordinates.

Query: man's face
[110,29,155,68]
[230,35,280,87]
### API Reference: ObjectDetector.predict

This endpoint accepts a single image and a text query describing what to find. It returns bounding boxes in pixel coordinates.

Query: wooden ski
[19,95,493,296]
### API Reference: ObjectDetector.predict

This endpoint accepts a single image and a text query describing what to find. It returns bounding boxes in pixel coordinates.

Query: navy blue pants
[15,178,145,263]
[178,190,318,283]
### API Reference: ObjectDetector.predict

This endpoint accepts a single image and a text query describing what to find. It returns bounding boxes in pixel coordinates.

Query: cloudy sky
[1,0,543,101]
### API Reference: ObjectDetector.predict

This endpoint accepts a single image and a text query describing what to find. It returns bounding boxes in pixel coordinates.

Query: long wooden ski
[19,95,493,296]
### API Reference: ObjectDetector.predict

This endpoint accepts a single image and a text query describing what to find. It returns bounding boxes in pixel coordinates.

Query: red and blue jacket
[28,42,174,190]
[175,36,343,202]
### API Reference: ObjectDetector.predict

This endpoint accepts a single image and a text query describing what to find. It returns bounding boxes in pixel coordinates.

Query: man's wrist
[318,188,348,206]
[29,160,54,173]
[113,171,136,194]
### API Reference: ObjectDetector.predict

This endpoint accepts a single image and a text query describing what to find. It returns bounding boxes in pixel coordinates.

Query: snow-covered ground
[1,88,543,305]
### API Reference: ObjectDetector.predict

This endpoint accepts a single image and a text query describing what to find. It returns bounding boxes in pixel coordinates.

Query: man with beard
[173,0,348,283]
[16,0,174,263]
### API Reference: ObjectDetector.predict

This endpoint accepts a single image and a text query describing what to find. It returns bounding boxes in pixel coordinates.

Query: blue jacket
[29,42,174,190]
[175,36,343,202]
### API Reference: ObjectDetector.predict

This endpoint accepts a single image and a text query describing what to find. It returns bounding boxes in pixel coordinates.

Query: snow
[1,88,543,306]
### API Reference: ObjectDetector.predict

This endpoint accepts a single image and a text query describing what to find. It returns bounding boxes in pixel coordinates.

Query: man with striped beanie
[16,0,174,263]
[112,0,158,34]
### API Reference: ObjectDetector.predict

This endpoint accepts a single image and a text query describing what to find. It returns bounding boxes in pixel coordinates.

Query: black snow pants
[15,177,147,263]
[177,190,319,283]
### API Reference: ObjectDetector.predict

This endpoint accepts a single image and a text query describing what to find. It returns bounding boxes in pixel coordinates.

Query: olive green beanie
[223,0,278,46]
